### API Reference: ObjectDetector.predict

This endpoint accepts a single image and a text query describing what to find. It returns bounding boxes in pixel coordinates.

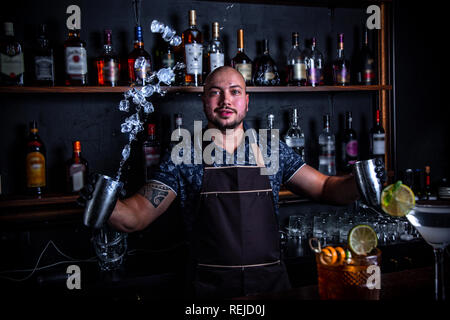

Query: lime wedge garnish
[348,224,378,256]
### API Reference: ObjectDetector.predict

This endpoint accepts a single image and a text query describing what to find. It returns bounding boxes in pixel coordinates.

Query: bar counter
[237,266,436,300]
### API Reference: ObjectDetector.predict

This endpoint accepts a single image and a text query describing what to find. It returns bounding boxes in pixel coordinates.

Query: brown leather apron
[191,143,291,299]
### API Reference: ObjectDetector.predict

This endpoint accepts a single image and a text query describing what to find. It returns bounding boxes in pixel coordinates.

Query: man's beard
[208,108,247,131]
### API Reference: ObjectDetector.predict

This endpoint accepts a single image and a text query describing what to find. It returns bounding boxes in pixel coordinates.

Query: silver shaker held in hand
[83,175,124,229]
[353,159,382,210]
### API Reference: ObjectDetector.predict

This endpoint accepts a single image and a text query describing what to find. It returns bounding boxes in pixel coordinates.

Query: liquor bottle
[182,10,203,86]
[341,111,358,172]
[160,42,175,69]
[287,32,307,86]
[425,165,432,200]
[33,24,55,86]
[0,22,24,85]
[64,29,88,86]
[66,141,88,193]
[231,29,253,86]
[358,28,375,85]
[369,108,385,164]
[318,114,336,175]
[307,38,324,87]
[26,121,46,195]
[143,123,161,182]
[96,29,120,86]
[333,33,350,86]
[128,25,152,86]
[284,108,305,160]
[206,22,224,75]
[253,39,280,86]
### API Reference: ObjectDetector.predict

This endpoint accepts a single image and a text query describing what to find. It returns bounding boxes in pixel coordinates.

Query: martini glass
[406,201,450,300]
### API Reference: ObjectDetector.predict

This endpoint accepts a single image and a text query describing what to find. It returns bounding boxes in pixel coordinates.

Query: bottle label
[134,57,151,81]
[293,63,307,80]
[236,63,252,81]
[0,52,24,77]
[65,47,87,75]
[102,60,119,82]
[372,133,385,155]
[308,67,322,85]
[26,152,46,188]
[285,136,305,148]
[336,66,350,84]
[35,56,54,81]
[69,163,86,192]
[346,140,358,157]
[162,53,175,68]
[185,43,203,75]
[364,69,375,83]
[143,146,161,166]
[209,52,224,72]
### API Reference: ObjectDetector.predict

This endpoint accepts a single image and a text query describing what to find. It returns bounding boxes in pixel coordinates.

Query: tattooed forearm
[138,182,170,208]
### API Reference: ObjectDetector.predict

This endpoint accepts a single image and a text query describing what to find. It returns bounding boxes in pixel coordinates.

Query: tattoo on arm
[138,182,170,208]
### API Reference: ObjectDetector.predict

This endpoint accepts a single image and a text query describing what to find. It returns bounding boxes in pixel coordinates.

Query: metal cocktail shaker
[83,174,124,229]
[353,159,382,211]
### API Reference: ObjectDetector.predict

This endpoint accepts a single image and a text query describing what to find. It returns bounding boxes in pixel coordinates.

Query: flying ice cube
[142,101,154,114]
[162,26,176,42]
[150,20,165,33]
[119,99,130,112]
[121,144,131,161]
[157,68,175,85]
[141,85,155,97]
[170,35,181,47]
[121,122,132,133]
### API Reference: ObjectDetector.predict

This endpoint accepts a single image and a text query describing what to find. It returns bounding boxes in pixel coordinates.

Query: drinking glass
[315,248,381,300]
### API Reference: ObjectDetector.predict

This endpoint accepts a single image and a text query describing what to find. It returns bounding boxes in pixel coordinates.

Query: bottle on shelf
[64,28,88,86]
[0,22,24,86]
[33,24,54,86]
[96,29,120,87]
[171,113,185,147]
[143,123,161,183]
[357,28,375,85]
[341,111,358,172]
[306,37,324,87]
[182,10,203,86]
[424,165,437,200]
[369,107,385,164]
[26,121,46,195]
[284,107,305,160]
[333,33,350,86]
[267,113,276,140]
[253,39,280,86]
[286,32,307,86]
[318,114,336,176]
[128,25,152,86]
[231,29,253,86]
[66,140,88,193]
[205,22,224,75]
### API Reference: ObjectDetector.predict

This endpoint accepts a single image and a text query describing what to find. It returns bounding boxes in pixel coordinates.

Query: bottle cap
[73,141,81,152]
[212,22,219,38]
[189,10,196,26]
[148,123,155,135]
[237,29,244,49]
[104,29,113,45]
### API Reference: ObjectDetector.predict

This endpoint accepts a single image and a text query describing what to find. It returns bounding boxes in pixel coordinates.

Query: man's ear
[246,93,249,112]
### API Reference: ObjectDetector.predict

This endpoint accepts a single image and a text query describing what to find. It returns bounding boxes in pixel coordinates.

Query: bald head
[203,66,247,94]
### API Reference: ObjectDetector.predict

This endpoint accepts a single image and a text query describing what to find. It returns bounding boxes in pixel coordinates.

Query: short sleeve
[279,140,306,184]
[151,151,180,196]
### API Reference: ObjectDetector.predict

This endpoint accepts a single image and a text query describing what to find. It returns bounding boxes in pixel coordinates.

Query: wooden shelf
[0,85,391,94]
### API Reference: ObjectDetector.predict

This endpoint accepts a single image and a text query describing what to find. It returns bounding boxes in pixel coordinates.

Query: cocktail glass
[310,239,381,300]
[406,201,450,300]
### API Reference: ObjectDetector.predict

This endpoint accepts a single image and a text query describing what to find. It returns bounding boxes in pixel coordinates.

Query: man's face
[202,68,249,131]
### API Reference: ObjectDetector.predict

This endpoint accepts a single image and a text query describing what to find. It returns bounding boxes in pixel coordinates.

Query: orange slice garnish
[320,246,338,265]
[335,246,346,265]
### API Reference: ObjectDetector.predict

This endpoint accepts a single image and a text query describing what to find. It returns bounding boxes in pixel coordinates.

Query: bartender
[107,66,360,299]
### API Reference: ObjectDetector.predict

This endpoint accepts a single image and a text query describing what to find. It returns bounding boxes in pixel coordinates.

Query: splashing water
[115,20,185,182]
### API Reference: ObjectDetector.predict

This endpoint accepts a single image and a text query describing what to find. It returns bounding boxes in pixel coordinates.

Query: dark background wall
[1,0,381,196]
